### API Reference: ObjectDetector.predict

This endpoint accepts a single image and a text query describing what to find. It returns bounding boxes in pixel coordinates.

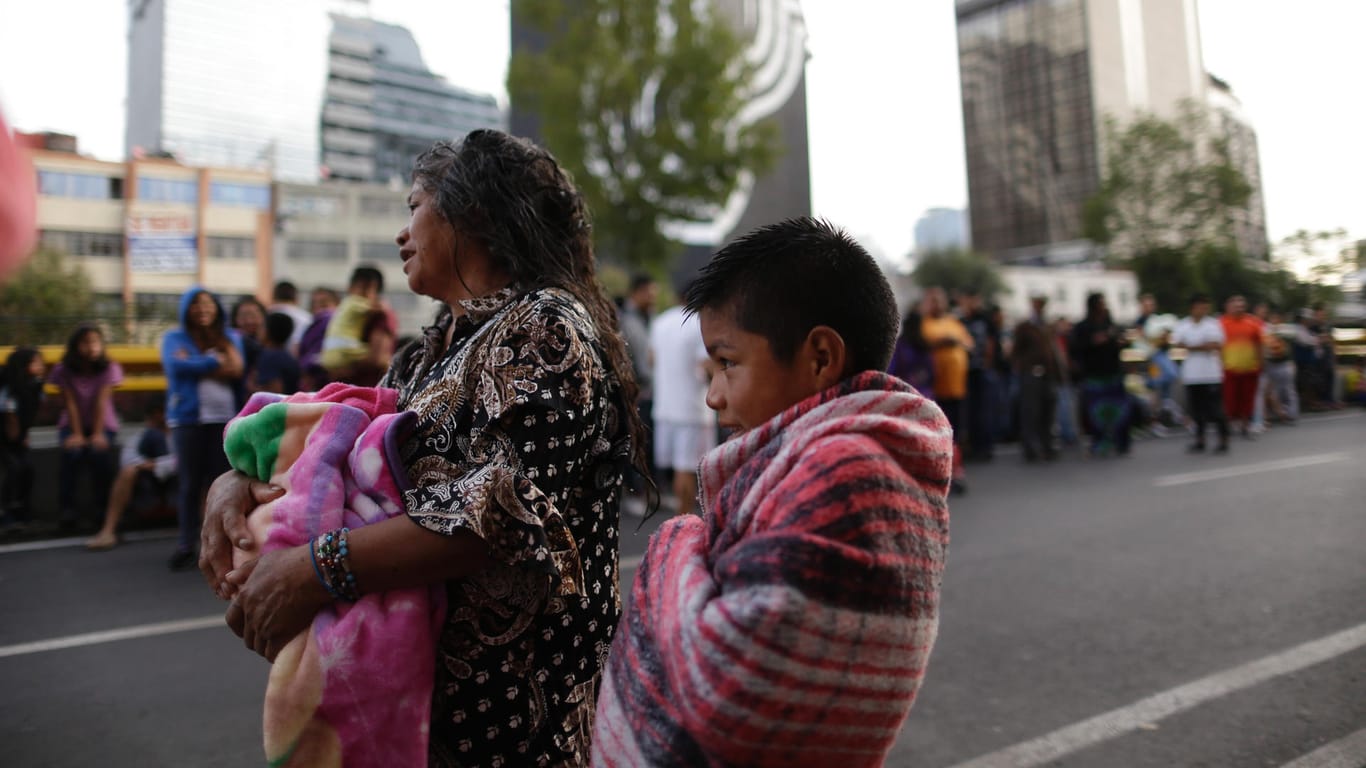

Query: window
[360,241,396,263]
[210,182,270,210]
[38,229,123,257]
[287,239,347,261]
[37,170,121,199]
[360,195,407,217]
[207,237,255,260]
[138,175,198,204]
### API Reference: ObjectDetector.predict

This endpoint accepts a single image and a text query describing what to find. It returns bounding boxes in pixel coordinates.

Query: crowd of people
[0,269,408,568]
[0,125,1360,767]
[881,287,1360,493]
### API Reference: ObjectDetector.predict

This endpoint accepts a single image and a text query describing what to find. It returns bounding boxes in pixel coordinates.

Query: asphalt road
[1,410,1363,767]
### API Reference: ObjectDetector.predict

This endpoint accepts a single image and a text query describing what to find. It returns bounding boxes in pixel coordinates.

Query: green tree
[509,0,779,270]
[1084,101,1254,260]
[911,249,1008,302]
[0,247,95,344]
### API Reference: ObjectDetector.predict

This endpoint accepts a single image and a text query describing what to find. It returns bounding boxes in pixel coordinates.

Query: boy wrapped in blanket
[593,218,954,767]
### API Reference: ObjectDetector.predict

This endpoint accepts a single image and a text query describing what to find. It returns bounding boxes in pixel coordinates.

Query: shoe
[167,549,197,571]
[1187,443,1206,453]
[85,532,119,551]
[1213,443,1229,454]
[950,479,967,496]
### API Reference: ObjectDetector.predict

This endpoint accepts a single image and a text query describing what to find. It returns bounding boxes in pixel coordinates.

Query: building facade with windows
[126,0,330,181]
[956,0,1264,265]
[28,134,274,336]
[320,14,504,185]
[274,180,438,337]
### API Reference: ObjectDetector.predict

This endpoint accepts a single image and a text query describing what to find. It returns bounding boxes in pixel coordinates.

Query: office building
[126,0,329,181]
[1205,74,1268,260]
[956,0,1265,264]
[274,180,438,336]
[321,15,505,184]
[27,132,274,336]
[913,207,970,254]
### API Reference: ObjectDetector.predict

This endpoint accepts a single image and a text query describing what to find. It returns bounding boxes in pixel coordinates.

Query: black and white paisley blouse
[380,286,629,768]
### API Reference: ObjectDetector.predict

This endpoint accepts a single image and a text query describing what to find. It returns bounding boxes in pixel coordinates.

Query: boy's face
[699,306,824,434]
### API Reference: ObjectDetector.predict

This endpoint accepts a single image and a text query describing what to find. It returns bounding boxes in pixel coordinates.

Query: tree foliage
[911,249,1008,302]
[509,0,779,270]
[0,247,94,344]
[1083,101,1254,259]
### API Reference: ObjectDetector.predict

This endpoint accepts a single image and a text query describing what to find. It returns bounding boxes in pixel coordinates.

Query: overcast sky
[1,0,1361,262]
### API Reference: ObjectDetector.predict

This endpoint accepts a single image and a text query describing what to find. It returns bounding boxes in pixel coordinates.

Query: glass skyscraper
[320,15,505,184]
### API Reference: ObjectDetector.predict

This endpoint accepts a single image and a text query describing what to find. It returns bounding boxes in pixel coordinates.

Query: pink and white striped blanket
[593,372,952,767]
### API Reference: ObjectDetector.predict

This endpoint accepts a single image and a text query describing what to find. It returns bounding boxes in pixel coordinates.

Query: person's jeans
[1267,362,1298,419]
[58,427,116,523]
[172,423,230,553]
[966,369,994,458]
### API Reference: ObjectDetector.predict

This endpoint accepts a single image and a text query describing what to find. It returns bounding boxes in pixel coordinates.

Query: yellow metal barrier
[0,345,167,393]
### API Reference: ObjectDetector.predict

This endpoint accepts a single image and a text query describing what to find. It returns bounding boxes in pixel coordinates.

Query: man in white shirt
[649,302,715,515]
[268,280,316,355]
[1171,293,1230,453]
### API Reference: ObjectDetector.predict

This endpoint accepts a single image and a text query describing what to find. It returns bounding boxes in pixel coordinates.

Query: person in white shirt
[267,280,316,356]
[648,301,715,515]
[1171,293,1230,453]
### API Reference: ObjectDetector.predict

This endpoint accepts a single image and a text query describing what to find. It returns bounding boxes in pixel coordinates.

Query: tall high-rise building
[126,1,502,184]
[320,15,505,184]
[913,207,970,254]
[126,0,329,180]
[956,0,1264,264]
[1205,74,1268,260]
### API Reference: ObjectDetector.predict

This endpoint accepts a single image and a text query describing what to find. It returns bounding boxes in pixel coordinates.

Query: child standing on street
[593,218,953,767]
[49,324,123,529]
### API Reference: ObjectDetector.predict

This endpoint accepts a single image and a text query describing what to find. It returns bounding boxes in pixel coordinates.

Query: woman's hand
[90,432,110,452]
[62,433,86,450]
[224,546,330,662]
[200,471,284,599]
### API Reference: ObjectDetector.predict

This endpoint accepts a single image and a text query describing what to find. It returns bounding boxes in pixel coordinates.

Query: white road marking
[0,529,174,555]
[1280,727,1366,768]
[0,554,648,660]
[948,621,1366,768]
[0,616,224,660]
[1153,452,1349,488]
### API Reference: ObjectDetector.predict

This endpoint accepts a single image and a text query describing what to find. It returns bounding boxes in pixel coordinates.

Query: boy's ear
[804,326,848,389]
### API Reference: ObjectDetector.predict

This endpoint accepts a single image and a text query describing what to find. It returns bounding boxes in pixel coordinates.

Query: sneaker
[1213,443,1229,455]
[950,479,967,496]
[167,549,197,571]
[1187,443,1206,453]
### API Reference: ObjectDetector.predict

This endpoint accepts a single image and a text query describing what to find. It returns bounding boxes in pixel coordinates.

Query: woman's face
[27,355,45,378]
[189,292,219,329]
[234,302,265,338]
[396,182,460,304]
[77,331,104,361]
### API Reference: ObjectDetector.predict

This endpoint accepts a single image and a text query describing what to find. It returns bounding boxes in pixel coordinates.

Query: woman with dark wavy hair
[201,130,648,766]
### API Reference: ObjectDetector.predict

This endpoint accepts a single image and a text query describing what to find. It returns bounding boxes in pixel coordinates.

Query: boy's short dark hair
[349,265,384,293]
[1190,292,1211,307]
[273,280,298,303]
[265,312,295,347]
[683,217,898,373]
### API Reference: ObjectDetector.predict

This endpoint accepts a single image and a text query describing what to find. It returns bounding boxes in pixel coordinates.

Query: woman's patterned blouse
[381,286,629,767]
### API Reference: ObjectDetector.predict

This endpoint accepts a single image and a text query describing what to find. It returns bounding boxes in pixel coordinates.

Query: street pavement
[1,410,1363,767]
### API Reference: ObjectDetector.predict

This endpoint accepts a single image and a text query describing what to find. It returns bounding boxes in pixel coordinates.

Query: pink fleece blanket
[225,383,443,768]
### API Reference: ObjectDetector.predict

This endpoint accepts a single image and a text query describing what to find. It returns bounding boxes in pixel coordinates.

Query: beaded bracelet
[312,527,360,602]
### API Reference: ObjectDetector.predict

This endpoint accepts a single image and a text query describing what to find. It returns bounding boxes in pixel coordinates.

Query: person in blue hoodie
[161,287,244,570]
